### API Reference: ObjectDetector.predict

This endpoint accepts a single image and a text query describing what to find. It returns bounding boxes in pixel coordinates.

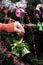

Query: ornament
[39,26,42,31]
[22,47,30,56]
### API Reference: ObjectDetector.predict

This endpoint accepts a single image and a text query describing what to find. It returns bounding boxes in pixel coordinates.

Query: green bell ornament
[22,47,30,57]
[39,26,42,31]
[37,22,43,31]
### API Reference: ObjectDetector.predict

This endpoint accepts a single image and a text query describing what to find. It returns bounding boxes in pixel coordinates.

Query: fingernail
[20,30,25,35]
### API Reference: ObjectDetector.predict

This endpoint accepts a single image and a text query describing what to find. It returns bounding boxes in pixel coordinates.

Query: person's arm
[3,23,14,32]
[0,22,25,35]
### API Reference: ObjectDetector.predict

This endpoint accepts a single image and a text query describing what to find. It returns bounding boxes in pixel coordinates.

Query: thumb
[15,28,25,35]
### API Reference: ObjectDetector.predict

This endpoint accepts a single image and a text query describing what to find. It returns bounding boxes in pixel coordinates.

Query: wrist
[0,23,3,31]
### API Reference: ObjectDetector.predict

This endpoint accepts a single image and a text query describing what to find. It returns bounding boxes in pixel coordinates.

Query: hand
[14,22,25,35]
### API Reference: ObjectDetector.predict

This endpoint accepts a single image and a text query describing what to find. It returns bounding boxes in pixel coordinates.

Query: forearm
[3,23,14,32]
[0,22,25,35]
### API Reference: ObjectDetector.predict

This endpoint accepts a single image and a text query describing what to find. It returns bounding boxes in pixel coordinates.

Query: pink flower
[16,8,25,18]
[16,8,22,18]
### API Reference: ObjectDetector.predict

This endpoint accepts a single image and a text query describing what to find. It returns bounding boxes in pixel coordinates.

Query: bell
[22,47,30,56]
[39,26,42,31]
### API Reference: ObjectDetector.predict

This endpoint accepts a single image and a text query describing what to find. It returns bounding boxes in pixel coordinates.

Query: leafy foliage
[10,39,30,57]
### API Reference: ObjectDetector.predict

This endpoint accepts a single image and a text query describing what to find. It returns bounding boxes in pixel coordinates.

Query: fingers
[17,22,25,32]
[15,26,25,35]
[14,22,25,35]
[17,22,25,35]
